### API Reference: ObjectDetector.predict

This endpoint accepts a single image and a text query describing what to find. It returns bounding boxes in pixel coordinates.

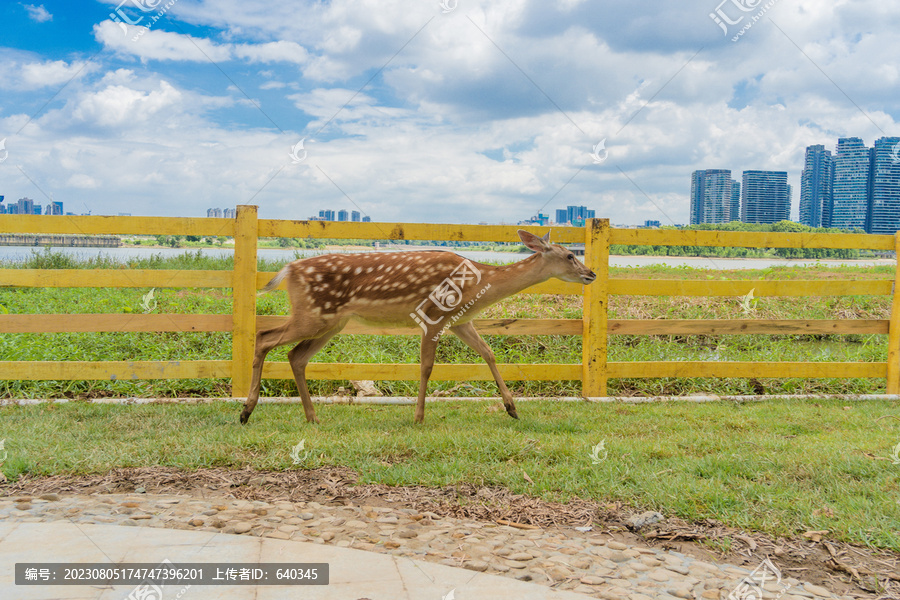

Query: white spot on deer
[355,267,363,275]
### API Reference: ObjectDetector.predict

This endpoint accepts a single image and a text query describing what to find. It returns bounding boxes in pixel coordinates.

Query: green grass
[1,399,898,550]
[1,251,899,550]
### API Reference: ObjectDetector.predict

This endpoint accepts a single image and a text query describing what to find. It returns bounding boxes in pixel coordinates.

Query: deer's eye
[567,254,575,260]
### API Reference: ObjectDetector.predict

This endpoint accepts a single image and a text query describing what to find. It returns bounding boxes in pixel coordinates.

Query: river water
[0,245,893,270]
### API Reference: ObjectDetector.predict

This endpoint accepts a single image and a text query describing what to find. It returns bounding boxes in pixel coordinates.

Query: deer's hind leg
[287,324,345,424]
[240,316,338,425]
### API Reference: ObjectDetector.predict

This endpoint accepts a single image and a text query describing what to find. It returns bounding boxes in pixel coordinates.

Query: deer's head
[518,230,596,284]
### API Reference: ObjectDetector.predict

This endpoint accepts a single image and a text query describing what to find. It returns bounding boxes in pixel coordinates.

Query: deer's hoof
[507,408,519,419]
[239,411,250,425]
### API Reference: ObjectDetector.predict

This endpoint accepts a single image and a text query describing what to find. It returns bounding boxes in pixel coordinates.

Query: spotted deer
[239,230,596,425]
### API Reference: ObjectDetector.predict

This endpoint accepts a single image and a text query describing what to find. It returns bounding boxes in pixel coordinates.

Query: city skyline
[0,2,897,225]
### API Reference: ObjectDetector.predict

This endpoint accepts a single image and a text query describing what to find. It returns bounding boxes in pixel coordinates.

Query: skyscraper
[338,209,349,222]
[831,137,871,230]
[740,171,790,224]
[730,180,741,222]
[17,197,34,216]
[690,169,733,224]
[867,136,900,234]
[351,210,361,222]
[799,145,833,228]
[555,209,568,225]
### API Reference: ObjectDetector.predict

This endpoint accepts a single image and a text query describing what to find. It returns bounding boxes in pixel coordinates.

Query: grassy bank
[1,251,899,552]
[1,399,898,551]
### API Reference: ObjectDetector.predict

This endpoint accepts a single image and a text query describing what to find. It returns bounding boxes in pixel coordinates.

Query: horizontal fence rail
[0,207,898,399]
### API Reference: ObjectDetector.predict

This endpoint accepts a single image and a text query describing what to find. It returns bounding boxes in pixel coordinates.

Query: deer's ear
[518,230,551,253]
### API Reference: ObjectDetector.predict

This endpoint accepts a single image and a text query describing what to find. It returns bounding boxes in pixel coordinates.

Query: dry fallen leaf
[803,529,829,542]
[523,471,534,485]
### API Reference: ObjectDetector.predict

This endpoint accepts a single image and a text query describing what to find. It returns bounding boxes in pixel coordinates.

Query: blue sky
[0,0,897,224]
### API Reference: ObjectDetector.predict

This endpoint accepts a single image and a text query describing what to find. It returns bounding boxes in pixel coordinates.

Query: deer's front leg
[415,333,439,423]
[450,322,518,419]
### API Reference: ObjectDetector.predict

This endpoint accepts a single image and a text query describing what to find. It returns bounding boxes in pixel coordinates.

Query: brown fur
[240,230,595,425]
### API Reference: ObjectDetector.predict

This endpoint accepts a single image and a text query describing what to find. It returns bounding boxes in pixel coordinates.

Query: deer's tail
[259,265,290,295]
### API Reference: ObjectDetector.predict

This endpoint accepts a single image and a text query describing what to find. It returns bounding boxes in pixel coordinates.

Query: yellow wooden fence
[1,205,898,398]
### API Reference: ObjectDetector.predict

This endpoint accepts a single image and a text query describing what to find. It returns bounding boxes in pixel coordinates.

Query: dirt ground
[2,466,898,598]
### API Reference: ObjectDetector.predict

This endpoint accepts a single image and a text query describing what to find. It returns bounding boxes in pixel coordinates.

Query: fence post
[231,205,259,398]
[582,218,609,398]
[887,232,900,394]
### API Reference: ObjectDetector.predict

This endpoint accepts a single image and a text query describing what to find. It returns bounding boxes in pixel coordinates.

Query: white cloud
[0,56,93,91]
[233,41,309,64]
[70,81,184,127]
[94,20,233,62]
[22,3,52,23]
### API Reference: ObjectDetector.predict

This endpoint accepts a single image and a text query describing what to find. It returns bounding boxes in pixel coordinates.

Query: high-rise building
[566,205,585,223]
[17,197,34,216]
[690,169,734,224]
[831,137,871,230]
[867,136,900,234]
[799,145,834,228]
[207,208,222,218]
[351,211,361,222]
[555,209,567,225]
[337,209,349,222]
[740,171,790,224]
[730,180,741,221]
[223,208,236,218]
[361,216,371,222]
[48,201,63,215]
